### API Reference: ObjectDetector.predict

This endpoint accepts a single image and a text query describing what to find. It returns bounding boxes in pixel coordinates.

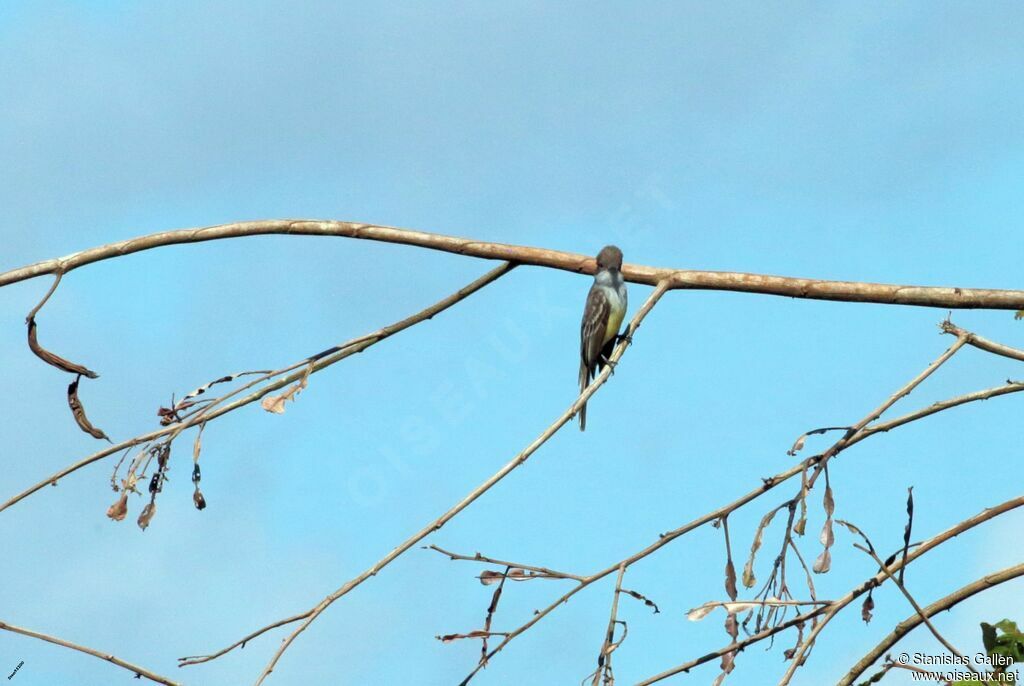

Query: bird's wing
[580,285,610,382]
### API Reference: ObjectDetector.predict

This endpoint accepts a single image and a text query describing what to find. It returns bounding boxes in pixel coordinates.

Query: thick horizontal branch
[0,619,180,686]
[838,562,1024,686]
[3,219,1024,308]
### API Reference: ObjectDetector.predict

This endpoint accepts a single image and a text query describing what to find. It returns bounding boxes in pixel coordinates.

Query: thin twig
[0,619,180,686]
[425,545,585,582]
[25,270,63,322]
[858,380,1024,439]
[807,332,969,487]
[458,365,1024,684]
[838,562,1024,686]
[942,319,1024,362]
[0,262,515,515]
[590,563,627,686]
[852,541,976,674]
[186,281,671,684]
[774,495,1024,686]
[635,493,1024,685]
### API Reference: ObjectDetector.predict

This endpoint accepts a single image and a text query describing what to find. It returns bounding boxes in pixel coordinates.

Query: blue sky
[2,3,1024,685]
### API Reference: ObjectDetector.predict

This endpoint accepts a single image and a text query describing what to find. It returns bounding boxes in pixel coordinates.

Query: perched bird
[578,245,628,431]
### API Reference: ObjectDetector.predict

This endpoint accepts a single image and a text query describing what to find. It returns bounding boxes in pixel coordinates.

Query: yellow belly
[604,301,626,344]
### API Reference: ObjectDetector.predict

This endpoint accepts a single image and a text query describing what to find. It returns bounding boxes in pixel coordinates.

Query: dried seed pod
[27,317,99,378]
[138,502,157,531]
[106,493,128,521]
[67,376,109,440]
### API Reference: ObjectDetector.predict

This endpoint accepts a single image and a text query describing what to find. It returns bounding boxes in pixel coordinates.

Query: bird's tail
[578,361,589,431]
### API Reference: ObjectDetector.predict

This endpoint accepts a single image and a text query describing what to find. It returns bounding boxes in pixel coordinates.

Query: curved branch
[0,619,180,686]
[942,320,1024,362]
[636,493,1024,685]
[0,262,515,514]
[776,495,1024,686]
[457,336,1024,683]
[4,219,1024,308]
[183,281,672,683]
[838,562,1024,686]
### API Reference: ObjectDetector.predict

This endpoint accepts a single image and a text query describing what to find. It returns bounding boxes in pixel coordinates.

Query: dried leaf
[193,488,207,510]
[106,492,128,521]
[687,603,717,622]
[193,423,205,463]
[724,612,738,641]
[67,376,109,440]
[819,519,834,548]
[26,317,99,378]
[786,427,850,456]
[725,560,738,601]
[508,568,527,580]
[182,371,268,401]
[741,560,757,590]
[899,487,914,585]
[835,519,864,538]
[261,366,312,415]
[137,501,156,530]
[861,593,875,624]
[479,570,505,586]
[787,433,807,456]
[623,589,660,614]
[742,509,778,589]
[812,549,831,574]
[437,630,491,643]
[823,485,835,518]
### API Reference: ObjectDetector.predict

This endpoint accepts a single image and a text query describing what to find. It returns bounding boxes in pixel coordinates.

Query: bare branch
[0,262,515,515]
[590,563,627,686]
[776,494,1024,685]
[455,326,1024,683]
[942,319,1024,361]
[842,522,976,674]
[183,281,672,684]
[857,380,1024,439]
[177,612,311,667]
[838,562,1024,686]
[636,493,1024,685]
[0,618,180,686]
[808,331,969,486]
[425,545,585,582]
[4,219,1024,308]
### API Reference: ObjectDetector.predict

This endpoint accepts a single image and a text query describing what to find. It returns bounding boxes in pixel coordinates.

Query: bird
[578,245,628,431]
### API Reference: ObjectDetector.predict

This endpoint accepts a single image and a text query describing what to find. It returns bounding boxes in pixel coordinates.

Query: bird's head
[596,245,623,271]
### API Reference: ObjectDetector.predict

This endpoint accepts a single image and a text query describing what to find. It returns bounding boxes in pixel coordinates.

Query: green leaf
[982,622,998,653]
[994,619,1022,637]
